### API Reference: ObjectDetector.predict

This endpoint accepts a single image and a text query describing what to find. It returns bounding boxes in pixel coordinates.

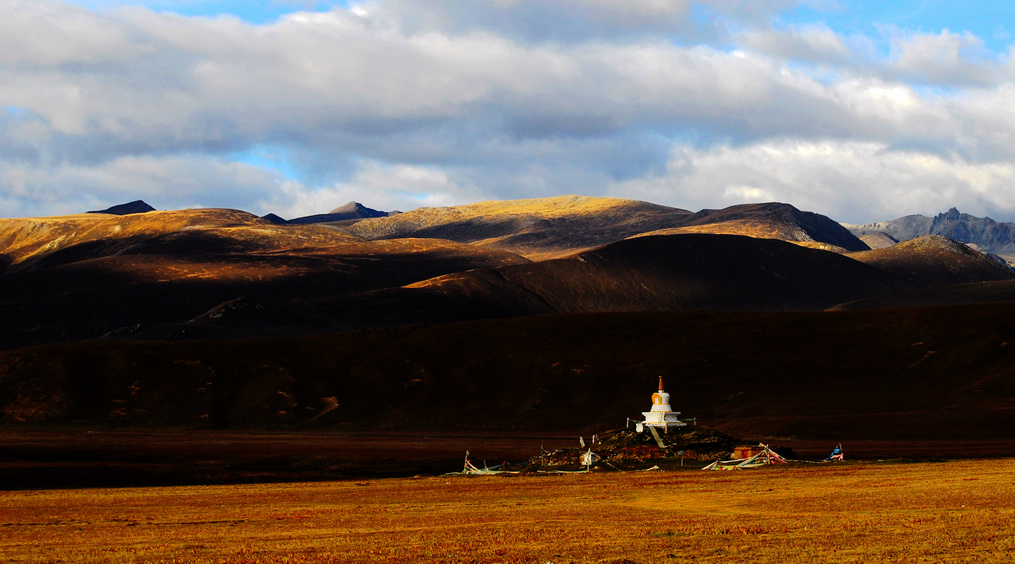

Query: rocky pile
[530,427,739,471]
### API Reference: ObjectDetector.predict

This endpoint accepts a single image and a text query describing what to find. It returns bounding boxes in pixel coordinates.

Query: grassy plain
[2,459,1013,563]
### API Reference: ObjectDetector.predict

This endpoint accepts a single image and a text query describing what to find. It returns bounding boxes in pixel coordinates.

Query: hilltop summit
[328,201,390,218]
[87,200,156,215]
[285,201,394,225]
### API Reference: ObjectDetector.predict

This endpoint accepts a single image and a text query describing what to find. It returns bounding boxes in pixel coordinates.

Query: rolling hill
[346,195,695,260]
[637,202,869,252]
[0,208,315,272]
[349,198,870,259]
[396,233,914,315]
[848,235,1015,287]
[0,208,529,349]
[858,232,899,249]
[147,232,917,339]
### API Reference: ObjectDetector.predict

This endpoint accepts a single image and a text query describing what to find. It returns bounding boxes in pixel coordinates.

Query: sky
[4,1,1015,223]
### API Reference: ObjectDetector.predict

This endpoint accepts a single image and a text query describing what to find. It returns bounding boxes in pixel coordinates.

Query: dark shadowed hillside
[831,279,1015,311]
[171,233,917,338]
[2,306,1014,444]
[392,233,914,315]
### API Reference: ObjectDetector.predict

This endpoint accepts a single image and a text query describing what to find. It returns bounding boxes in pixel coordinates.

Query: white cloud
[608,140,1015,223]
[3,1,1015,223]
[0,154,283,217]
[738,25,1007,89]
[268,161,484,218]
[887,29,997,87]
[737,24,852,65]
[0,1,140,67]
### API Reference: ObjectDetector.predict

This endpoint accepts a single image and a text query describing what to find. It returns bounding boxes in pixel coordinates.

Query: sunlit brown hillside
[848,235,1014,286]
[634,202,869,252]
[0,209,319,271]
[859,231,899,249]
[349,198,870,259]
[0,208,528,349]
[347,195,694,259]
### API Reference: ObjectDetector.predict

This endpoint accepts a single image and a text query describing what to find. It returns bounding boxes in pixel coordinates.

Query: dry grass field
[2,459,1013,563]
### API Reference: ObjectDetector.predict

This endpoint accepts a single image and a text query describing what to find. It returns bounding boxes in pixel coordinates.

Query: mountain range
[845,207,1015,262]
[2,196,1014,449]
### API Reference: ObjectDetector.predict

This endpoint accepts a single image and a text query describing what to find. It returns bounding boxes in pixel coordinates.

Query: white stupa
[638,376,686,431]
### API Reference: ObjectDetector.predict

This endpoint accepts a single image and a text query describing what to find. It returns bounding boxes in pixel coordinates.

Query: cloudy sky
[4,0,1015,223]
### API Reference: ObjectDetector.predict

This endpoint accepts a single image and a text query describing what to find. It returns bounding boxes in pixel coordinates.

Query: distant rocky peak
[87,200,156,215]
[282,201,393,225]
[848,208,1015,256]
[328,201,389,218]
[330,201,362,213]
[260,213,288,225]
[936,207,964,221]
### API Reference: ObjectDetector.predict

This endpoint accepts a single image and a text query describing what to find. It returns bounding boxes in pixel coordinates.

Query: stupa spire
[635,375,687,432]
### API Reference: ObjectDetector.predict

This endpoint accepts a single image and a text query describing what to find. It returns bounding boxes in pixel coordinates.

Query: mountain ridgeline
[346,197,869,259]
[845,207,1015,259]
[2,196,1013,348]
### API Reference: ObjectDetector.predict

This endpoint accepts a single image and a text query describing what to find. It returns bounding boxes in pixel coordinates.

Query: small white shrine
[635,376,687,432]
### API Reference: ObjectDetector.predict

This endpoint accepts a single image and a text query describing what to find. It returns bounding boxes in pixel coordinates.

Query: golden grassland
[634,220,791,241]
[345,195,675,258]
[0,206,527,282]
[633,221,852,253]
[358,195,640,225]
[2,459,1014,563]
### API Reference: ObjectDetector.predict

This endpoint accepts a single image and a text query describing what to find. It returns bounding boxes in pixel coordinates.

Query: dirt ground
[2,459,1013,563]
[3,429,1014,489]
